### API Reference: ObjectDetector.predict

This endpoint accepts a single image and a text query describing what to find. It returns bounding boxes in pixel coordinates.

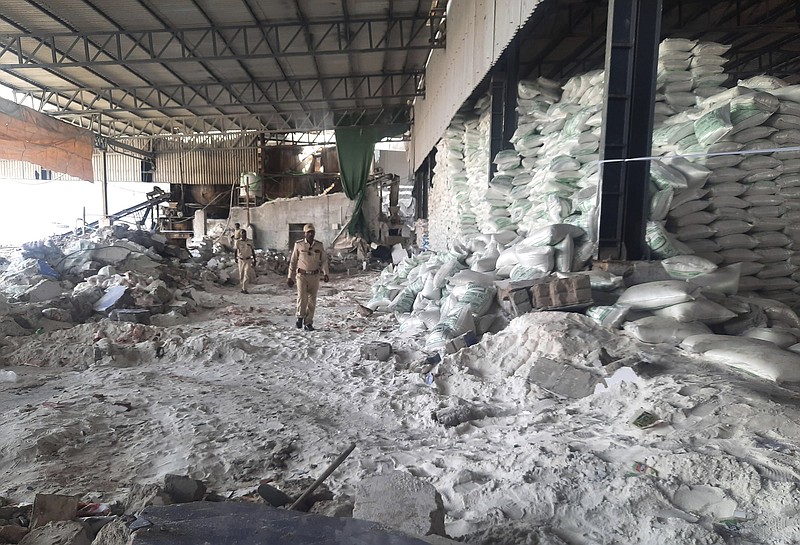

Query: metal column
[489,75,507,181]
[101,149,109,220]
[598,0,662,260]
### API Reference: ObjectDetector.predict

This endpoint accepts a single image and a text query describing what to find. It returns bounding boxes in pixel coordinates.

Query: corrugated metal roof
[0,0,445,137]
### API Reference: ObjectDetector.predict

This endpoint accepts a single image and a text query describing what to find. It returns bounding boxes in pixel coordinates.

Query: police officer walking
[234,231,256,294]
[287,223,329,330]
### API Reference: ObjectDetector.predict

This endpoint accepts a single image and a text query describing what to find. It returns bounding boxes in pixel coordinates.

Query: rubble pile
[0,226,265,337]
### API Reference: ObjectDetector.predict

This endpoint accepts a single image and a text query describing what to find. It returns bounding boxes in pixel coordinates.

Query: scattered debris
[353,470,447,537]
[163,474,207,504]
[360,341,393,361]
[30,493,78,529]
[632,410,665,430]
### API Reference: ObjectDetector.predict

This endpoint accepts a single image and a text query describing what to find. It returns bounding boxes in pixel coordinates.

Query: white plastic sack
[654,299,737,324]
[680,334,800,382]
[661,255,718,279]
[616,280,700,310]
[624,316,712,344]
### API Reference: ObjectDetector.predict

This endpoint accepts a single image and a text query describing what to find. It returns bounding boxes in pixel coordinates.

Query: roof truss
[0,16,445,69]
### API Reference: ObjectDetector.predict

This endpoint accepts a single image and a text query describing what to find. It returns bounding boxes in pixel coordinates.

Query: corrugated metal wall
[411,0,542,171]
[153,148,257,185]
[0,135,257,185]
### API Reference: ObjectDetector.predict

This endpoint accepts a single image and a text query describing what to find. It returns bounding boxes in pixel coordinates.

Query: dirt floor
[3,270,800,544]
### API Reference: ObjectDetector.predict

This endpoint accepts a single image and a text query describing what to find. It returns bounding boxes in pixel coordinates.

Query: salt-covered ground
[2,270,800,544]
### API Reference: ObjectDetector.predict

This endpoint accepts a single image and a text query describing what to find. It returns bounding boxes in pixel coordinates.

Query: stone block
[110,309,151,325]
[494,279,540,303]
[31,493,78,528]
[257,483,293,508]
[360,341,393,361]
[92,247,131,265]
[164,475,206,503]
[444,330,478,354]
[25,280,63,303]
[510,299,532,316]
[509,288,530,305]
[526,358,603,399]
[353,471,446,537]
[0,525,28,543]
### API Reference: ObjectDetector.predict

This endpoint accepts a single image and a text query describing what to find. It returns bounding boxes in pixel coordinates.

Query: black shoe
[295,318,303,329]
[304,323,314,331]
[241,289,248,294]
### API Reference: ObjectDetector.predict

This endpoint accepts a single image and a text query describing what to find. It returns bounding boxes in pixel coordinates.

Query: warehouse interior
[3,1,800,544]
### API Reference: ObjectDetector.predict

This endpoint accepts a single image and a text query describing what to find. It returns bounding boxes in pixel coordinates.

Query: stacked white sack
[606,256,800,382]
[366,224,588,350]
[650,81,800,305]
[428,116,472,250]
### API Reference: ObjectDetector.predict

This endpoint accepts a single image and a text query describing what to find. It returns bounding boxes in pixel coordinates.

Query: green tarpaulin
[335,123,407,235]
[335,127,382,235]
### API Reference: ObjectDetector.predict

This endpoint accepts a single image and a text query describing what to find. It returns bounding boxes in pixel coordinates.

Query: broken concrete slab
[93,286,131,313]
[147,281,173,304]
[129,502,435,545]
[526,357,603,399]
[360,341,392,361]
[163,475,206,503]
[92,246,132,265]
[353,471,446,537]
[24,279,63,303]
[31,493,78,529]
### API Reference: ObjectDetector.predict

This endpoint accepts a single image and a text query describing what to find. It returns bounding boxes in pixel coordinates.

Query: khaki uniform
[288,239,329,324]
[235,239,256,291]
[233,228,244,240]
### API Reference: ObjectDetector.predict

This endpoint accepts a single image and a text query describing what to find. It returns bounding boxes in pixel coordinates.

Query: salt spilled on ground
[2,271,800,544]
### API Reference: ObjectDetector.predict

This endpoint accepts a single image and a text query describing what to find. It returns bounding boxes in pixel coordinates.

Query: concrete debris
[0,525,28,544]
[89,518,131,545]
[163,474,207,504]
[434,404,474,427]
[353,470,447,537]
[93,286,131,313]
[360,341,393,361]
[18,520,91,545]
[256,483,293,508]
[444,331,478,355]
[41,307,73,322]
[0,224,291,336]
[109,309,151,325]
[31,493,78,529]
[526,357,604,399]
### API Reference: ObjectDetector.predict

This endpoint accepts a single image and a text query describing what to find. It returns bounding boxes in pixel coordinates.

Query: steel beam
[0,16,445,69]
[23,72,424,115]
[598,0,662,260]
[56,106,412,136]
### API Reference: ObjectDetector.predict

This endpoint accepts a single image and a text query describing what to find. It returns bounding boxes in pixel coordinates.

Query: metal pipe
[289,443,356,511]
[101,150,109,219]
